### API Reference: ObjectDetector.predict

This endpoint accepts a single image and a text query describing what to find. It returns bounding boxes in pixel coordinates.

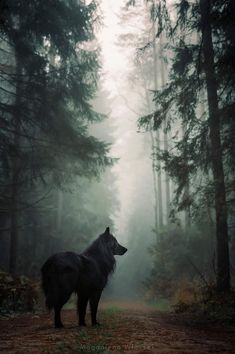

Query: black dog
[41,227,127,328]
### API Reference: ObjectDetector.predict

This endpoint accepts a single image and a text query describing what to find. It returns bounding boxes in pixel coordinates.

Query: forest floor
[1,300,235,354]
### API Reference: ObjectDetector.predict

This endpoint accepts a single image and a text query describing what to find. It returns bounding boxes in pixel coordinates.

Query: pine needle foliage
[0,0,112,189]
[138,0,235,219]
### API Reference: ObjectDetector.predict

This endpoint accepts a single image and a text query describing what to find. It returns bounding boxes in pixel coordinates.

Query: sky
[98,0,130,95]
[97,0,155,243]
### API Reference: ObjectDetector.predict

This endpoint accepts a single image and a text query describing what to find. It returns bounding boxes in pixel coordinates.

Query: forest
[0,0,235,353]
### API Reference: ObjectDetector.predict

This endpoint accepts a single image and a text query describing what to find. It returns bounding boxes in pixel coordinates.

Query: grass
[63,294,76,310]
[79,328,88,338]
[103,305,122,318]
[145,298,172,311]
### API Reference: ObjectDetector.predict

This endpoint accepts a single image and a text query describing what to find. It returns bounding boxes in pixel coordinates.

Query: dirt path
[1,302,235,354]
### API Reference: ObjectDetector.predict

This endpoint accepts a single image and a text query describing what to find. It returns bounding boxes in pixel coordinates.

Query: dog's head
[102,227,127,256]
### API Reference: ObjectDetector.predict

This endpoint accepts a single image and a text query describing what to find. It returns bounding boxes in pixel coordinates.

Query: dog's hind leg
[89,290,102,326]
[54,293,71,328]
[77,293,89,326]
[53,290,72,328]
[54,304,64,328]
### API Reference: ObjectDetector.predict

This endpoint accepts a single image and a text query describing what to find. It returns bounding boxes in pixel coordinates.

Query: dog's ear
[104,227,110,235]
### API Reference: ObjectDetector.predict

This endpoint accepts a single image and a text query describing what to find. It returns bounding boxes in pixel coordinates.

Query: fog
[96,0,155,300]
[0,0,234,312]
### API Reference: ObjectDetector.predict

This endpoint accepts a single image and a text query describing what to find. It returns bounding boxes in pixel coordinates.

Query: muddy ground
[1,301,235,354]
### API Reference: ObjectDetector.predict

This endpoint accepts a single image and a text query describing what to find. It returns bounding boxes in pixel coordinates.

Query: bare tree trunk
[160,33,170,223]
[182,123,191,229]
[9,172,19,274]
[184,182,191,228]
[156,130,163,228]
[153,21,163,229]
[150,131,159,236]
[139,58,159,239]
[9,55,21,275]
[56,190,63,233]
[200,0,230,292]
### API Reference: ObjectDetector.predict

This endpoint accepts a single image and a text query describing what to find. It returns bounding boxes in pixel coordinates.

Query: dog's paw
[79,322,87,327]
[92,321,101,327]
[55,323,64,329]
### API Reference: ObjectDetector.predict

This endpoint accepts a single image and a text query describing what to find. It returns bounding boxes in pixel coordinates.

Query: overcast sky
[97,0,154,242]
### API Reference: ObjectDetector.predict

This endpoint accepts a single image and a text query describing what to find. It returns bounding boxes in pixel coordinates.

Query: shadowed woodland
[0,0,235,353]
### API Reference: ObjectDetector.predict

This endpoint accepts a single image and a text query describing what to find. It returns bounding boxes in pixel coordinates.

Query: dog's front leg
[77,293,89,326]
[89,290,102,326]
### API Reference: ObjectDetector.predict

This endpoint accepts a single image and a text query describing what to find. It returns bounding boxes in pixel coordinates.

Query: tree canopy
[138,0,235,292]
[0,0,113,274]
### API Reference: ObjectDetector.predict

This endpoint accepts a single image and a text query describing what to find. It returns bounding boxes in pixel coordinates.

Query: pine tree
[139,0,235,292]
[0,0,112,273]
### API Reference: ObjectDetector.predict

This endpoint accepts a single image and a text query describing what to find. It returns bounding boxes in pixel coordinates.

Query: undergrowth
[174,284,235,325]
[0,270,38,316]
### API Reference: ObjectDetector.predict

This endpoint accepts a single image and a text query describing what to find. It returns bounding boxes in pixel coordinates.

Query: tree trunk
[9,53,21,275]
[156,130,163,228]
[138,57,159,239]
[153,19,163,230]
[160,33,171,223]
[9,176,19,274]
[182,123,191,229]
[200,0,230,292]
[56,190,63,233]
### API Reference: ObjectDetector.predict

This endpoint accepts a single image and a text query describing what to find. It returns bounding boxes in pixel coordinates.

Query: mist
[0,0,235,352]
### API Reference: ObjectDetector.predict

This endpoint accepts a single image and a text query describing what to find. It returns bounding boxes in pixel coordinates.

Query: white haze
[97,0,157,297]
